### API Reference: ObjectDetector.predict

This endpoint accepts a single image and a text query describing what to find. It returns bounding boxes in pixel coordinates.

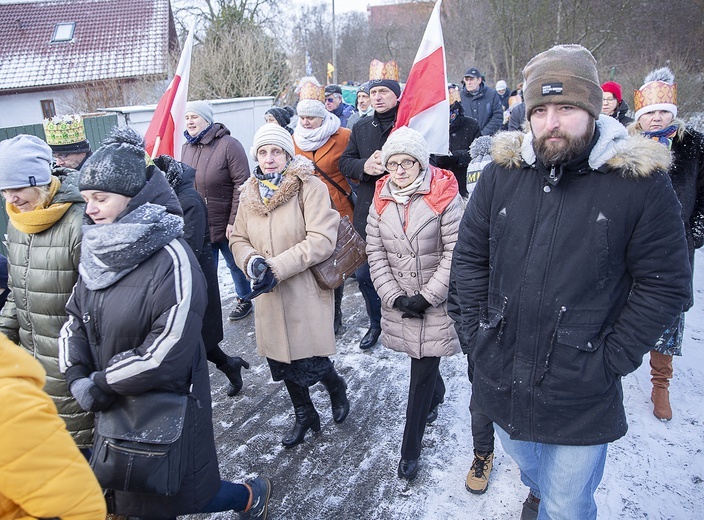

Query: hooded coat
[450,115,692,445]
[0,334,106,520]
[231,157,339,363]
[59,169,221,517]
[366,166,463,359]
[0,168,92,448]
[181,123,250,243]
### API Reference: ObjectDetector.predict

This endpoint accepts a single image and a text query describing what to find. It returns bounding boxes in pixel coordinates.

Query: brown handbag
[310,215,367,290]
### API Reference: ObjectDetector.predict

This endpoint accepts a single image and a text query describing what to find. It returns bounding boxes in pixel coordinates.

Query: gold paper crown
[369,59,399,81]
[633,81,677,113]
[43,115,87,146]
[449,86,461,105]
[299,81,325,102]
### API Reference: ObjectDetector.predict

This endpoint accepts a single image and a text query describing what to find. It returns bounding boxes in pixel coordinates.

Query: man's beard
[534,126,593,165]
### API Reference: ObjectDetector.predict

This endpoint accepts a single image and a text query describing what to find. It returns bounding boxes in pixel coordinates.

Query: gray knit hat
[522,44,602,120]
[296,99,327,119]
[250,123,296,161]
[381,126,429,172]
[79,127,148,197]
[185,100,214,125]
[0,135,53,190]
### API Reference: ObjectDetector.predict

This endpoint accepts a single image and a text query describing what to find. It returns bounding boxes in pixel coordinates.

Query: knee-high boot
[320,368,350,423]
[650,350,673,421]
[334,285,344,335]
[282,380,321,448]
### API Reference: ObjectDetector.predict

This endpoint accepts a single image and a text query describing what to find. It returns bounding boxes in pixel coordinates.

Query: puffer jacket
[450,115,691,445]
[366,166,463,359]
[0,333,106,520]
[0,169,92,447]
[59,169,220,517]
[231,157,339,363]
[181,123,250,243]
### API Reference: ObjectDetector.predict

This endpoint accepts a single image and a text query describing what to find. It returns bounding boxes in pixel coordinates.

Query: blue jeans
[354,262,381,329]
[495,425,607,520]
[212,239,251,299]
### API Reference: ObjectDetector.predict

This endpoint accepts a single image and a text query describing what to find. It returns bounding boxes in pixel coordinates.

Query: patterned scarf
[79,203,184,290]
[6,177,72,234]
[183,124,213,145]
[643,125,678,148]
[293,112,341,152]
[253,165,287,204]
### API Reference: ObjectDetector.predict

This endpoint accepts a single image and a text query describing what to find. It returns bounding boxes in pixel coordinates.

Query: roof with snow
[0,0,178,92]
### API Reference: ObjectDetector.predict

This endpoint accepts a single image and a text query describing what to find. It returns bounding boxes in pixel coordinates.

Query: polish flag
[394,0,449,154]
[144,27,195,160]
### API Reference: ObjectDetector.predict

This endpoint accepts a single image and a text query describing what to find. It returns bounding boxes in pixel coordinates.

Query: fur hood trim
[239,155,314,216]
[491,115,671,178]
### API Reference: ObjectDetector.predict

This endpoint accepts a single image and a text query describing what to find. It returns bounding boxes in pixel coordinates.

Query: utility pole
[332,0,337,84]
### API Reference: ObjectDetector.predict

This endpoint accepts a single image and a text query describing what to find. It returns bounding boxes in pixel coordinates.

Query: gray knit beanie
[296,99,327,119]
[250,123,296,161]
[381,126,429,171]
[0,135,53,190]
[79,127,148,197]
[522,44,602,120]
[185,100,214,125]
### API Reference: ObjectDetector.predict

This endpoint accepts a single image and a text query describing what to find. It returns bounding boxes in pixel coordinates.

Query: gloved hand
[70,377,115,412]
[252,266,277,295]
[251,257,268,277]
[404,294,431,314]
[394,296,422,319]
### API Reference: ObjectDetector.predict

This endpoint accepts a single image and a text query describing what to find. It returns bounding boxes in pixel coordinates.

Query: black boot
[320,368,350,424]
[282,380,320,448]
[333,285,344,335]
[218,356,250,397]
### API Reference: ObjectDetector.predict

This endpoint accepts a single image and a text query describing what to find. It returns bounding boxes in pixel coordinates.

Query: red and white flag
[394,0,449,154]
[144,27,195,160]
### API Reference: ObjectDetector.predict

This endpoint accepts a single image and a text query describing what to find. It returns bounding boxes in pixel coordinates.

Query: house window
[51,22,75,42]
[41,100,56,119]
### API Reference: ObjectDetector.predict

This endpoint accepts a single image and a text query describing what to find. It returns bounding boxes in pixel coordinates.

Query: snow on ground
[201,251,704,520]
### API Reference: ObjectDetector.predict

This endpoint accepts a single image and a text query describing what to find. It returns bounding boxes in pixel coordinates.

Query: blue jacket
[460,82,504,136]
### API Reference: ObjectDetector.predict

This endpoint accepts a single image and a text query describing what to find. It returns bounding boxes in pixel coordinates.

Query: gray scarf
[79,203,184,290]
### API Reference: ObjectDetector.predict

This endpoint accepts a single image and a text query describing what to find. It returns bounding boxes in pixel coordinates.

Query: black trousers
[401,356,445,460]
[467,355,495,453]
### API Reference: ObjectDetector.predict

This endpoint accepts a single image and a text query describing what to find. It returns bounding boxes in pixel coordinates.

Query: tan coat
[294,128,354,222]
[231,157,340,363]
[366,166,463,359]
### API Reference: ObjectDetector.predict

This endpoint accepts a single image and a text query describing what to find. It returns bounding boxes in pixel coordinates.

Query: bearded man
[449,45,691,520]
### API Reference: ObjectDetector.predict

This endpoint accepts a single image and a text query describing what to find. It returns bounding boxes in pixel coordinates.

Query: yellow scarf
[7,177,73,234]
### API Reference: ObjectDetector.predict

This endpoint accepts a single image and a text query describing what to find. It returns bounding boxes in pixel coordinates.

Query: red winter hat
[601,81,622,103]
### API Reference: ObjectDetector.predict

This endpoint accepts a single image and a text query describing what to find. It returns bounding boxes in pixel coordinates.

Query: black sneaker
[242,476,272,519]
[520,492,540,520]
[229,298,253,321]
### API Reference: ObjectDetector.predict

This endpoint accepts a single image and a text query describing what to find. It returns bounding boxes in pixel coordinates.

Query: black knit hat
[79,127,148,197]
[266,107,292,128]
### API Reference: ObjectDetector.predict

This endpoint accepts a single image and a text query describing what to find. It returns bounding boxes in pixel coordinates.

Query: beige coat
[366,166,463,359]
[231,157,340,363]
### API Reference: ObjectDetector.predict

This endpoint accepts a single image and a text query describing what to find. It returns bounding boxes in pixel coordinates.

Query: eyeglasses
[602,97,617,103]
[386,159,418,171]
[53,153,70,160]
[325,97,335,103]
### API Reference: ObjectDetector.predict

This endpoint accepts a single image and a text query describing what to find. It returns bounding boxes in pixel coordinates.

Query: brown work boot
[465,450,494,494]
[650,350,673,421]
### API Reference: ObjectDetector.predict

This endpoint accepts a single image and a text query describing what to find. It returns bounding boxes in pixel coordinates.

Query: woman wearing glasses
[366,127,463,480]
[601,81,633,127]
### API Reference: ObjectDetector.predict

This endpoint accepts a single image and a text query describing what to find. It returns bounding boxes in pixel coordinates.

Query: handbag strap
[312,163,353,201]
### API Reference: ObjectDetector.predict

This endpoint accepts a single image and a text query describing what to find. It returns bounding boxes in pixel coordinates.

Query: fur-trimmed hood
[239,155,314,216]
[491,114,671,178]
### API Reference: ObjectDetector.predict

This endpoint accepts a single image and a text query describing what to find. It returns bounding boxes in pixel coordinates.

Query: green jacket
[0,169,92,447]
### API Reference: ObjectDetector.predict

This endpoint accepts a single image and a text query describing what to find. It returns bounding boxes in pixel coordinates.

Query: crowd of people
[0,44,701,520]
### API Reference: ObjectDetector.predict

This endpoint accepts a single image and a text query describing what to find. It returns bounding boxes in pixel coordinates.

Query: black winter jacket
[60,170,220,516]
[431,115,481,196]
[460,83,504,136]
[339,108,397,238]
[450,117,691,445]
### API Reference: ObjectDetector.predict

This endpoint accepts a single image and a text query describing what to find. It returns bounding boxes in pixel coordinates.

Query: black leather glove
[252,266,277,295]
[70,377,115,412]
[394,296,423,319]
[404,294,431,314]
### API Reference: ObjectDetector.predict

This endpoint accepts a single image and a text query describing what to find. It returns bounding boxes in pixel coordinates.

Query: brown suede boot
[650,350,673,421]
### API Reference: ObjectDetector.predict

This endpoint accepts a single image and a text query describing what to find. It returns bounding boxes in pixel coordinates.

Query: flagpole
[332,0,337,84]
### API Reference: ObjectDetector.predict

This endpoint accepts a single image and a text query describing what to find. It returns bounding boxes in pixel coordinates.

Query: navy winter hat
[324,84,343,96]
[266,107,293,128]
[80,127,148,197]
[368,79,401,98]
[464,67,481,78]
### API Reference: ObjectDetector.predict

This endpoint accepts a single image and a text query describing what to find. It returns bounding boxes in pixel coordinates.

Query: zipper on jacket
[534,306,567,386]
[549,165,556,180]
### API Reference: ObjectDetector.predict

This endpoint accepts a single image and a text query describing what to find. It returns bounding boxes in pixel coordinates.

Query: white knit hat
[0,135,53,190]
[381,126,429,172]
[250,123,296,161]
[296,99,327,119]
